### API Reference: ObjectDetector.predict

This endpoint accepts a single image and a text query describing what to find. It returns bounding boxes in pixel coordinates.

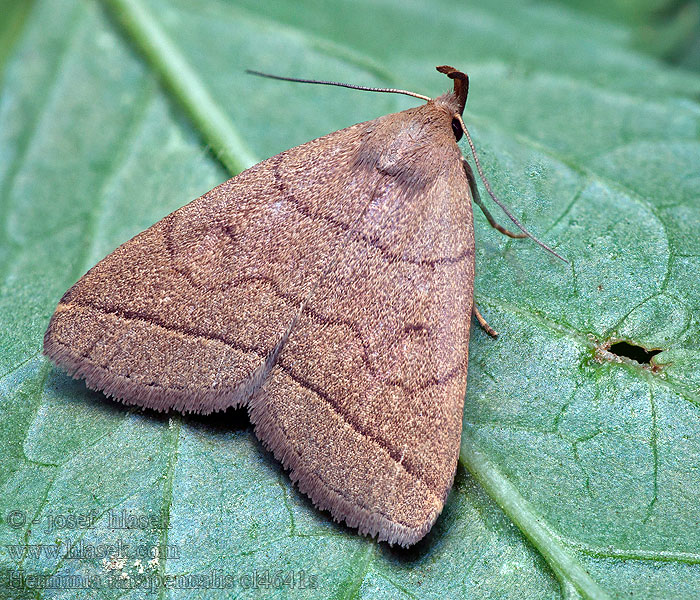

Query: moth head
[435,66,469,141]
[435,66,469,114]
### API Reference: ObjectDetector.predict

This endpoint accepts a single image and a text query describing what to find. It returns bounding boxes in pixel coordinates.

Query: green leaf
[551,0,700,68]
[1,0,699,598]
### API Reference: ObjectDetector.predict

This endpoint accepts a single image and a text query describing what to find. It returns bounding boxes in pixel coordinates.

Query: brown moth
[44,66,562,547]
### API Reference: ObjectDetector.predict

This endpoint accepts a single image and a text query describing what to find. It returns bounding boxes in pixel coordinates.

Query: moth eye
[451,118,463,141]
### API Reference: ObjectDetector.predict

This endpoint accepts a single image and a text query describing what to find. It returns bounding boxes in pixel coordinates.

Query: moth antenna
[454,113,569,264]
[245,69,431,102]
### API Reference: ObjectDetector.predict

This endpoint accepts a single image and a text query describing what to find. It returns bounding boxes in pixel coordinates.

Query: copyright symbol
[7,510,26,529]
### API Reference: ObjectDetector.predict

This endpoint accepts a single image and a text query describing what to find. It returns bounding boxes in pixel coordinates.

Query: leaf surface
[1,0,699,598]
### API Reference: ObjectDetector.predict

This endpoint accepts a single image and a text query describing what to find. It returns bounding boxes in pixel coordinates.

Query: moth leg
[473,304,498,338]
[461,157,527,239]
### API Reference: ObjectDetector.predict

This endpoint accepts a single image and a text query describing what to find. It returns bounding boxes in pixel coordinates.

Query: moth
[44,66,562,546]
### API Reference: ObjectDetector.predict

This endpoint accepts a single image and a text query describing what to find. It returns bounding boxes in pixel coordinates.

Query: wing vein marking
[65,293,465,392]
[58,294,456,495]
[51,315,443,497]
[263,410,440,522]
[272,154,469,267]
[62,299,270,356]
[278,364,445,497]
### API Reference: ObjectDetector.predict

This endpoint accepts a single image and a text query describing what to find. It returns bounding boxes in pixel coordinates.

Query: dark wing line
[53,299,441,495]
[271,155,468,266]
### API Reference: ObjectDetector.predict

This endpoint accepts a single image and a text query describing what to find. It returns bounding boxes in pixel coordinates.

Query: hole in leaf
[608,341,661,365]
